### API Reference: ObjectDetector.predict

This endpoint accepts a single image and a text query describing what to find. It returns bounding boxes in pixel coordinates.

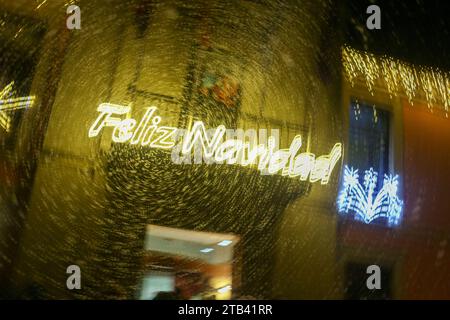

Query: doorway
[140,224,240,300]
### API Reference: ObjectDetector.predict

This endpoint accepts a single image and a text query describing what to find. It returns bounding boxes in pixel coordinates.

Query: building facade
[0,0,449,300]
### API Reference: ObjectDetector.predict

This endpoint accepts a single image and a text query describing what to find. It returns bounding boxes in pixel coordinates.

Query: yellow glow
[89,104,342,184]
[310,143,342,185]
[343,46,450,117]
[269,148,292,175]
[210,278,232,300]
[35,0,48,10]
[0,112,11,131]
[140,115,162,146]
[0,97,35,111]
[214,139,244,164]
[0,82,35,132]
[90,104,178,149]
[149,126,177,149]
[281,135,303,176]
[130,107,156,145]
[0,82,16,99]
[88,103,130,138]
[291,152,315,180]
[112,118,136,143]
[181,121,227,158]
[239,138,273,168]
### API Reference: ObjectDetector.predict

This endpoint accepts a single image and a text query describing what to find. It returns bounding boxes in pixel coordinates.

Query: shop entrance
[140,224,239,300]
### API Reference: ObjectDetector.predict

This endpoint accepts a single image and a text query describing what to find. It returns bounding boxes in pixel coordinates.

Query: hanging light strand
[342,46,450,118]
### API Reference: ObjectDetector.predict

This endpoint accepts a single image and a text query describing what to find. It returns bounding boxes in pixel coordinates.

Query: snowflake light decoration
[337,165,403,226]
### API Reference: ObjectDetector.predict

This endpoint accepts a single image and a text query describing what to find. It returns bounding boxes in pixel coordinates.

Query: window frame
[340,81,405,226]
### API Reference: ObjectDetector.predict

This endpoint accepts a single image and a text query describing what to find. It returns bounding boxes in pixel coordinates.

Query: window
[348,99,390,186]
[340,98,397,226]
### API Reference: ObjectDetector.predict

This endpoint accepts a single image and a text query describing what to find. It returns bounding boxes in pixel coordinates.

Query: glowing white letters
[337,166,403,226]
[89,104,177,149]
[89,104,342,184]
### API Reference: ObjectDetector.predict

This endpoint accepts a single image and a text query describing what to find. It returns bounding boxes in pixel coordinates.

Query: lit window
[340,99,400,226]
[348,99,390,188]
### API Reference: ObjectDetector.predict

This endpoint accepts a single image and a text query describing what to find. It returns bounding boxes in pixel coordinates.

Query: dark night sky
[345,0,450,70]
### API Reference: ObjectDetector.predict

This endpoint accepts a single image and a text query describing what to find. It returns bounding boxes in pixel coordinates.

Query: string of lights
[342,46,450,117]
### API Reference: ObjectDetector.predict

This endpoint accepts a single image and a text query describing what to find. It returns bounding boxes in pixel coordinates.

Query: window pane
[348,99,390,190]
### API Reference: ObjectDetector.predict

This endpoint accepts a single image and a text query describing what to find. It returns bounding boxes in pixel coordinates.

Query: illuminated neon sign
[88,103,342,184]
[0,82,35,132]
[337,166,403,226]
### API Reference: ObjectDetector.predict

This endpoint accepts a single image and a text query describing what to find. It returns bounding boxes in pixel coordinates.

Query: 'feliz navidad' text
[88,103,342,185]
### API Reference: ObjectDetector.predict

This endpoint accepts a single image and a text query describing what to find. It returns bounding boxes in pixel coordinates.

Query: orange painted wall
[403,101,450,228]
[401,101,450,298]
[338,100,450,299]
